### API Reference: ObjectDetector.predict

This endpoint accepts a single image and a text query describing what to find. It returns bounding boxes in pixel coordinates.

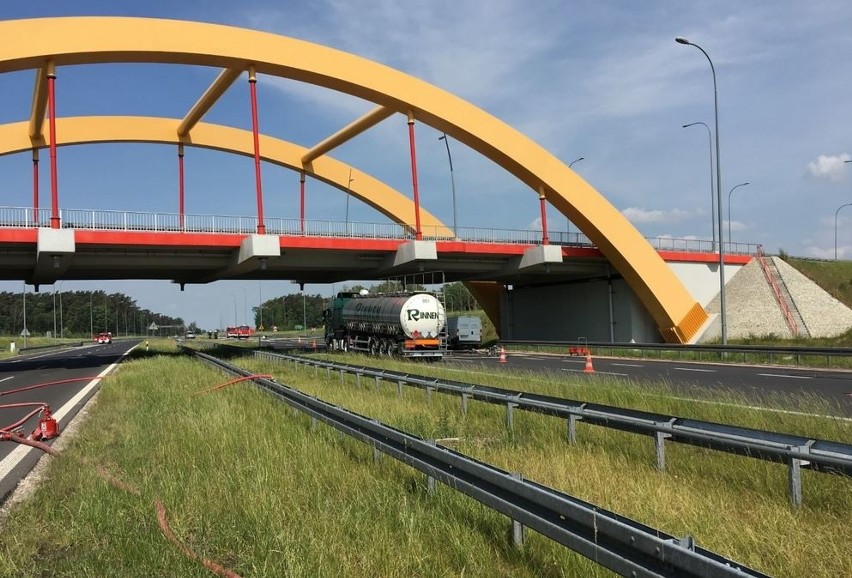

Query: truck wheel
[369,338,379,356]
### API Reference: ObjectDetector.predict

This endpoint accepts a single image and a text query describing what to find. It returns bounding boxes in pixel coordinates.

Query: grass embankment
[1,344,850,576]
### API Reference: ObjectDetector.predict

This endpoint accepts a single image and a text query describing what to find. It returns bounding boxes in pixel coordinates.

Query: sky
[1,1,852,331]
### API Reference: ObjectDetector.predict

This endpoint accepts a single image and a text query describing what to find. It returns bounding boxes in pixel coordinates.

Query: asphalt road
[0,340,139,502]
[445,350,852,416]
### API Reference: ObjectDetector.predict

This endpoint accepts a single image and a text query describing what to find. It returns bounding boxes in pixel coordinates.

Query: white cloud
[807,154,851,181]
[621,207,693,224]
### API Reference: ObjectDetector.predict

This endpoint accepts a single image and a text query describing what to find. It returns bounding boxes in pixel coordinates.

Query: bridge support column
[46,61,60,229]
[300,171,306,234]
[407,112,422,240]
[32,149,39,226]
[538,186,549,245]
[178,143,185,230]
[248,65,266,234]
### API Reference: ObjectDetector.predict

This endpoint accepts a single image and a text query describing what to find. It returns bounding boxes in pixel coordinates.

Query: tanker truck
[323,291,447,358]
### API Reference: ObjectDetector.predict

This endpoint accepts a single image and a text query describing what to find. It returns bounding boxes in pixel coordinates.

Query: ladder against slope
[754,245,807,338]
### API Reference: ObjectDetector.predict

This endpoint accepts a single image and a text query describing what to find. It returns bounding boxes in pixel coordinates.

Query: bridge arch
[0,16,707,342]
[0,116,452,236]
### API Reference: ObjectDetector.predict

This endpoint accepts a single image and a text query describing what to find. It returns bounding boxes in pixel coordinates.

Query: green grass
[1,345,850,577]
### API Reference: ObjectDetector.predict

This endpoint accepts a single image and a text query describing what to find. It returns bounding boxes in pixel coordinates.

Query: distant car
[95,332,112,344]
[185,331,196,339]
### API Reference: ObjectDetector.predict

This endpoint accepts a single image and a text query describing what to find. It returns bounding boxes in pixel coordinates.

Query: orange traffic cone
[498,347,508,364]
[584,353,595,373]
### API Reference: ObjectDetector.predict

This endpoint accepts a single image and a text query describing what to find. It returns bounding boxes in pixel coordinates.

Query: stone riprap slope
[706,259,792,339]
[773,257,852,338]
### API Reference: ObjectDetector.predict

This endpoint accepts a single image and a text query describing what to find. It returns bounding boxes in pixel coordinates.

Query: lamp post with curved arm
[676,36,728,344]
[836,202,852,260]
[727,182,750,247]
[438,134,458,237]
[566,157,585,240]
[682,121,715,251]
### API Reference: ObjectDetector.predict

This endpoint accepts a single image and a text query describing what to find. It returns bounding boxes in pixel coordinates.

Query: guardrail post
[506,402,518,435]
[373,444,382,463]
[397,380,404,398]
[788,444,810,508]
[339,369,345,384]
[461,393,469,415]
[355,372,362,388]
[374,375,381,389]
[654,431,672,471]
[426,440,437,493]
[311,416,318,431]
[511,473,525,547]
[425,386,433,403]
[567,414,582,444]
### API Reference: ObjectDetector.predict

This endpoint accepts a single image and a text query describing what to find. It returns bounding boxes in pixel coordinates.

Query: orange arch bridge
[0,16,708,343]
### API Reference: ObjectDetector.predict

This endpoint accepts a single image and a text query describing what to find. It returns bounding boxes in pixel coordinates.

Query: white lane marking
[560,368,628,377]
[644,393,852,422]
[0,343,138,482]
[0,376,14,383]
[673,367,716,373]
[757,373,813,380]
[611,363,643,368]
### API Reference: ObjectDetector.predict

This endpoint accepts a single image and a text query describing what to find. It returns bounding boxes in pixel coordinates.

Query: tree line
[0,290,184,338]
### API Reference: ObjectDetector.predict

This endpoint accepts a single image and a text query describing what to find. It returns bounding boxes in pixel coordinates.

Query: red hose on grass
[0,376,106,397]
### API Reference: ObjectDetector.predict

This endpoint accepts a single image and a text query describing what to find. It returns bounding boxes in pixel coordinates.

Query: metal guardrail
[500,339,852,366]
[0,205,759,254]
[255,350,852,508]
[189,348,767,578]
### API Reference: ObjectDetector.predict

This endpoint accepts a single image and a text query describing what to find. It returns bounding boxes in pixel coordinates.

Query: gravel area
[706,259,791,338]
[705,258,852,339]
[773,257,852,338]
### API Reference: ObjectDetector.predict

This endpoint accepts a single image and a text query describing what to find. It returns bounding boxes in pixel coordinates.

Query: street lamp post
[22,283,28,348]
[242,287,247,326]
[438,134,458,237]
[682,122,716,251]
[53,285,57,341]
[566,157,585,240]
[676,36,728,344]
[302,291,307,333]
[727,182,750,246]
[836,202,852,260]
[344,169,354,234]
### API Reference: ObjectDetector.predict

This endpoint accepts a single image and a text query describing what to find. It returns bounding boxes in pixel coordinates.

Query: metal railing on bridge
[0,205,759,254]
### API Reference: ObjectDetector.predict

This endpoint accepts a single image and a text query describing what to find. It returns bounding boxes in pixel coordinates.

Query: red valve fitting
[30,405,59,441]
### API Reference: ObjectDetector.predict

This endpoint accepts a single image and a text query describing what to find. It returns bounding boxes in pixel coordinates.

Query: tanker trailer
[323,291,446,358]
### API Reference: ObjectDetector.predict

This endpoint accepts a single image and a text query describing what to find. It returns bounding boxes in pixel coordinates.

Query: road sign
[20,327,30,337]
[148,322,159,330]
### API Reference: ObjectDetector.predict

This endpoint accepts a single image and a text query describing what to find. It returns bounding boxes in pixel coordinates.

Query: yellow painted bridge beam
[0,16,708,342]
[0,115,452,237]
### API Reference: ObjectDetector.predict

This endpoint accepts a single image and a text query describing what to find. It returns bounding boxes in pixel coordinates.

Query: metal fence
[0,205,760,254]
[255,350,852,508]
[190,347,767,578]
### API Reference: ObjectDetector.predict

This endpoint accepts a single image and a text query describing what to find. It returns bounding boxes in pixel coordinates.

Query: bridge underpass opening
[0,16,711,343]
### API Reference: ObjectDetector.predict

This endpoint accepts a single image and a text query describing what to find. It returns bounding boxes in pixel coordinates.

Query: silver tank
[342,293,446,339]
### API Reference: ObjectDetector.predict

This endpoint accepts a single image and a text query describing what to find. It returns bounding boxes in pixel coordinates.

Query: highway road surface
[0,340,138,503]
[446,350,852,416]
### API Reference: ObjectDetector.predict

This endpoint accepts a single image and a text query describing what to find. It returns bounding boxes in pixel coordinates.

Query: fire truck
[226,325,254,339]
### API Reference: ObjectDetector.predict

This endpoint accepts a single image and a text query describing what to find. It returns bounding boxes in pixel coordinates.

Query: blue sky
[1,1,852,330]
